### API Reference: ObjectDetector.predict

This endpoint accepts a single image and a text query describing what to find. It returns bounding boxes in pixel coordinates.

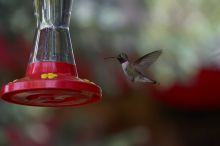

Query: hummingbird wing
[125,63,157,84]
[133,50,162,74]
[134,74,157,84]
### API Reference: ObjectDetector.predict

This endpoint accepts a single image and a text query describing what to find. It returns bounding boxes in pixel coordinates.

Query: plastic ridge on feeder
[0,0,102,107]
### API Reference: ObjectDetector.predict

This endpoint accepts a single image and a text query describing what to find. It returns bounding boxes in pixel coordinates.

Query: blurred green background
[1,0,220,146]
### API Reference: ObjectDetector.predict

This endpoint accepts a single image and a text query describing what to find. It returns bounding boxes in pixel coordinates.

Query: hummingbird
[104,50,162,84]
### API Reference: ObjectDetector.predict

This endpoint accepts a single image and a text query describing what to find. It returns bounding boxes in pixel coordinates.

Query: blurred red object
[151,68,220,110]
[0,34,18,72]
[0,33,31,73]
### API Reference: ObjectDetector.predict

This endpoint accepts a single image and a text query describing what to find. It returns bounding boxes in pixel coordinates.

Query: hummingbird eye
[116,53,128,63]
[118,53,128,59]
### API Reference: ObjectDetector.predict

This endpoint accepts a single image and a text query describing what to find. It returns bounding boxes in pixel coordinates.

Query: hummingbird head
[117,53,128,64]
[104,52,128,63]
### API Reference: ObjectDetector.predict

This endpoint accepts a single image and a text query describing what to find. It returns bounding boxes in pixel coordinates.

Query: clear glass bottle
[26,0,77,78]
[31,0,74,64]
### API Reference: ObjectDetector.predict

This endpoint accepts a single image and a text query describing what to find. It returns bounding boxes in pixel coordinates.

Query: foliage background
[0,0,220,145]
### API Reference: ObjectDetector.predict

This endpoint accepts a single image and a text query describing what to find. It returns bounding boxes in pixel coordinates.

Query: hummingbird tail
[153,81,159,85]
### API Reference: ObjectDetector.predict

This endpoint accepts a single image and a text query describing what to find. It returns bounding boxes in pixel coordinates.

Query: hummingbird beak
[104,56,117,60]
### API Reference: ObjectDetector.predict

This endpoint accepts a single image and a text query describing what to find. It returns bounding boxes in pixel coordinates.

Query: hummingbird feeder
[0,0,102,107]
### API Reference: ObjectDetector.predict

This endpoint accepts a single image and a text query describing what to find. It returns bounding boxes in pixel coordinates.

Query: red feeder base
[0,62,102,107]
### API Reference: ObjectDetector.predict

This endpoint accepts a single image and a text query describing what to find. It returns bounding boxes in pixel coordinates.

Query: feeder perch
[0,0,102,107]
